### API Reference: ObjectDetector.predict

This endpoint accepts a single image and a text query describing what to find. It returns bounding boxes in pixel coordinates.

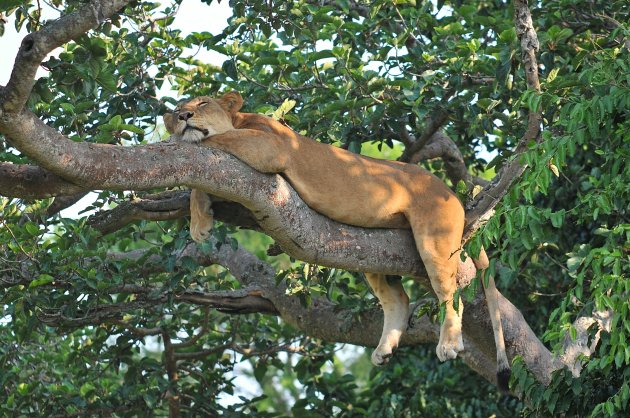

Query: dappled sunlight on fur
[162,92,509,385]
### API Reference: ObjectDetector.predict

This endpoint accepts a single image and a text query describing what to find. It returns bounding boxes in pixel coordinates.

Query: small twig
[0,219,37,263]
[111,320,162,337]
[172,307,210,348]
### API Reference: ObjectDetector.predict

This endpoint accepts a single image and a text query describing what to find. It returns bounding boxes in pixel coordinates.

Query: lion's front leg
[190,188,214,242]
[203,129,290,173]
[365,273,410,366]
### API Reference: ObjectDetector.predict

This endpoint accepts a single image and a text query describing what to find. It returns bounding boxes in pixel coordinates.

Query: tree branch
[0,0,130,113]
[86,190,260,235]
[209,237,557,386]
[35,287,279,328]
[0,162,87,198]
[409,131,474,188]
[87,191,190,235]
[463,0,543,241]
[45,192,89,216]
[399,108,450,162]
[0,0,568,392]
[1,109,432,276]
[168,239,555,387]
[162,329,181,418]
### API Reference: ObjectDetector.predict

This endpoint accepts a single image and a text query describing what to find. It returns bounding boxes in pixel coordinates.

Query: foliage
[1,0,629,416]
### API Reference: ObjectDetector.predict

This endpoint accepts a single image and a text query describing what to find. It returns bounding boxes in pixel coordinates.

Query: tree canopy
[0,0,628,416]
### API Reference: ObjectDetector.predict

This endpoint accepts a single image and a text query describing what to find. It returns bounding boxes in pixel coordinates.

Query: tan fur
[163,92,509,383]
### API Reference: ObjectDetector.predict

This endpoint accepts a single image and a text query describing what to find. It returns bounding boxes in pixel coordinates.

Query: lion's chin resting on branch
[163,91,511,390]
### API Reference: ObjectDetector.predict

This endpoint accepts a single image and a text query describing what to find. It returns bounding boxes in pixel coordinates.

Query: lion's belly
[282,139,458,230]
[283,171,415,229]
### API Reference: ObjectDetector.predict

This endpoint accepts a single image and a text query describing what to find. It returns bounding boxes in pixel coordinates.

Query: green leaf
[24,222,39,235]
[222,60,238,80]
[348,140,361,154]
[546,68,560,83]
[60,103,75,113]
[29,274,54,288]
[550,210,565,228]
[567,256,583,273]
[569,326,577,341]
[499,28,517,43]
[496,48,514,85]
[253,361,267,383]
[96,72,117,92]
[311,50,335,61]
[109,115,122,130]
[120,123,145,135]
[615,348,625,368]
[80,382,96,397]
[273,99,297,120]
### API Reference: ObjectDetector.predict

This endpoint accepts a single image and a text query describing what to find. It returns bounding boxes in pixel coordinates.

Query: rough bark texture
[0,162,87,198]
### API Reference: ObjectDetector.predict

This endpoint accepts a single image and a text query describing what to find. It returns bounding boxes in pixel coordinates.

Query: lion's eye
[198,101,208,107]
[174,107,181,113]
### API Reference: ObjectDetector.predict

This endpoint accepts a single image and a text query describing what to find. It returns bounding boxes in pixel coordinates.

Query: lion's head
[163,92,244,142]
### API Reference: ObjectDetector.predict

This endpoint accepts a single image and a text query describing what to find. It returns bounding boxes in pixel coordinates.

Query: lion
[163,92,511,390]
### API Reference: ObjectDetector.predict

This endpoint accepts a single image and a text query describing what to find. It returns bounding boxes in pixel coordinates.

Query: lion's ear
[218,91,244,114]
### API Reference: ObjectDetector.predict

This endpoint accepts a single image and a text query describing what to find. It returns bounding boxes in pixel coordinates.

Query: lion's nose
[178,111,194,121]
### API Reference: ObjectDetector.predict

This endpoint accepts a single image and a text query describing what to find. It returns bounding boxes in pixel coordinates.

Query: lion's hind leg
[412,227,465,362]
[190,189,214,242]
[365,273,410,366]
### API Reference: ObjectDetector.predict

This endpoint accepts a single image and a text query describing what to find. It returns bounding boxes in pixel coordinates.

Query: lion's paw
[191,227,211,243]
[436,335,464,362]
[371,345,396,366]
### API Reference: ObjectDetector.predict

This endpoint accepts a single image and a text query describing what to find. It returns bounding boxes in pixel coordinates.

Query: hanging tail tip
[497,367,511,393]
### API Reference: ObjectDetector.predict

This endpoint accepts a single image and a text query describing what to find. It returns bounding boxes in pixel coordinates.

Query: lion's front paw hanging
[371,344,396,366]
[436,333,464,361]
[190,226,211,243]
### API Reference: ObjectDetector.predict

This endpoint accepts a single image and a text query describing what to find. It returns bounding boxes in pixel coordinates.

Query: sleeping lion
[163,92,510,390]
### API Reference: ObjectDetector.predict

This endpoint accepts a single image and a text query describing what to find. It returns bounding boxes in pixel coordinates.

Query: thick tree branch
[0,0,130,113]
[0,109,431,276]
[463,0,543,241]
[0,0,572,392]
[86,190,260,235]
[131,237,556,387]
[0,162,88,198]
[385,128,489,191]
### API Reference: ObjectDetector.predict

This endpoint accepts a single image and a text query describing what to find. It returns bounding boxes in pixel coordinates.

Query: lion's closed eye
[198,101,208,107]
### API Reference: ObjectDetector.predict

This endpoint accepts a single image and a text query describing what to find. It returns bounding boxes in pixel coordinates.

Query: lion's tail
[473,248,511,392]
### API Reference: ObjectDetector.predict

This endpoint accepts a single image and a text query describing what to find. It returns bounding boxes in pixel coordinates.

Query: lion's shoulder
[233,113,296,138]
